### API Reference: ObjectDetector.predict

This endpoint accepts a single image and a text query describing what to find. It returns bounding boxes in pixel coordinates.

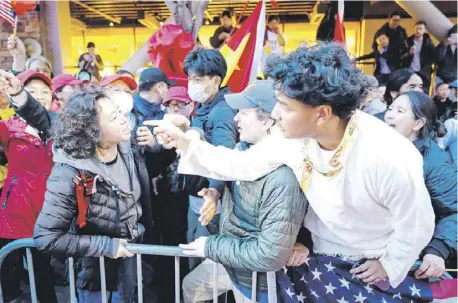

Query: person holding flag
[261,15,286,71]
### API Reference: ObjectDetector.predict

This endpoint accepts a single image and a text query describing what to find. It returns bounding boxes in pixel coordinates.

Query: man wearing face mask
[183,47,238,271]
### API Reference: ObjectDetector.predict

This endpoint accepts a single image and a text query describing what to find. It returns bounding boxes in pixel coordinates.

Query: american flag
[0,0,15,28]
[276,254,457,303]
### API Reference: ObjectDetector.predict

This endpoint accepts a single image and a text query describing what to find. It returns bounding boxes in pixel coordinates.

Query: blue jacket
[190,87,238,194]
[414,138,457,261]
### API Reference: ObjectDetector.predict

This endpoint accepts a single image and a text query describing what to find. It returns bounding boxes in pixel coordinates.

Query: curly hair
[53,86,108,159]
[270,43,369,119]
[263,54,281,79]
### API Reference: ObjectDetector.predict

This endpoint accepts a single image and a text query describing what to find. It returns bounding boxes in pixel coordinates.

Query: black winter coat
[372,23,408,54]
[356,45,401,76]
[34,142,154,291]
[186,87,238,196]
[436,43,458,83]
[402,34,436,84]
[414,138,457,262]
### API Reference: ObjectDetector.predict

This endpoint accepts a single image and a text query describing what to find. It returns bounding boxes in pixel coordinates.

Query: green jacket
[205,143,308,293]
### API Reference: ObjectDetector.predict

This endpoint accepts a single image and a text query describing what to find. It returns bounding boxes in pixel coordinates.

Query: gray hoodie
[40,141,143,258]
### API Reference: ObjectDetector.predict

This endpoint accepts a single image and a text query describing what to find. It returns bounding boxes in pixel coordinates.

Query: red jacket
[0,116,53,239]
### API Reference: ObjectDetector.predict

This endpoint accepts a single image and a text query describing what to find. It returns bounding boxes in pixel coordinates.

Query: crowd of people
[0,10,455,303]
[357,11,457,97]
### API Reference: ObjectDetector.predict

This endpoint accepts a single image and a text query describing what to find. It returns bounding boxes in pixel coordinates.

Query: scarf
[133,93,165,122]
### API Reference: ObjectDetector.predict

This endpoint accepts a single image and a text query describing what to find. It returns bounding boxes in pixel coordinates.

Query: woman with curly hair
[148,43,439,301]
[0,69,57,303]
[32,89,155,302]
[385,91,457,280]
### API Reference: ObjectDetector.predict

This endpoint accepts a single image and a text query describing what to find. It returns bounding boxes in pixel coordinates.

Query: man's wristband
[9,84,24,97]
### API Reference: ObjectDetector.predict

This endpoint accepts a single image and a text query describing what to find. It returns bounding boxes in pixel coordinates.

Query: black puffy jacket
[414,138,457,262]
[34,141,154,291]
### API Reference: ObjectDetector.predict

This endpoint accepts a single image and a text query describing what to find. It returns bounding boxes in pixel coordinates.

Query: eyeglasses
[166,102,190,109]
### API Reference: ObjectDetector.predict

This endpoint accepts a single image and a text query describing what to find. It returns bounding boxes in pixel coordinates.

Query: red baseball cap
[17,70,52,88]
[164,86,192,104]
[100,74,138,91]
[51,74,86,92]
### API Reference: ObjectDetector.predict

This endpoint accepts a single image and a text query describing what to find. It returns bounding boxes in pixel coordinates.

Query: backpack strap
[73,169,95,229]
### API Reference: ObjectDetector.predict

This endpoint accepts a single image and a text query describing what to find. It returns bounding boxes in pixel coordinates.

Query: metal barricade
[0,238,278,303]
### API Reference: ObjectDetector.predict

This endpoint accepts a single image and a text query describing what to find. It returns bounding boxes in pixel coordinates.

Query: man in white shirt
[402,21,435,93]
[146,43,435,291]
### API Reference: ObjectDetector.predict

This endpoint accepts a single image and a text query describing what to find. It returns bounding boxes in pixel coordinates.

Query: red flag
[271,0,279,9]
[10,0,35,16]
[220,0,266,93]
[334,0,346,44]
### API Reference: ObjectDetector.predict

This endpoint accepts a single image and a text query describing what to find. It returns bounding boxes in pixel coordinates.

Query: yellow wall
[360,17,457,74]
[68,17,456,76]
[69,24,223,76]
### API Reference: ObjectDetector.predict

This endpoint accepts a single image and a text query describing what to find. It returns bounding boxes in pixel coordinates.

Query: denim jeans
[77,256,137,303]
[187,208,220,271]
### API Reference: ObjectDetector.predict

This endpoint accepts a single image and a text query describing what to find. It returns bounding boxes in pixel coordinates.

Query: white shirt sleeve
[178,132,304,182]
[377,152,435,288]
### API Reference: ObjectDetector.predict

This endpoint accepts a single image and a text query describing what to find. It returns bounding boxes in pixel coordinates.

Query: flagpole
[12,15,17,35]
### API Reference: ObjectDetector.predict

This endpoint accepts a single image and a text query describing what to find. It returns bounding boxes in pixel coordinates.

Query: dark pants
[77,256,137,303]
[0,238,57,303]
[152,188,190,302]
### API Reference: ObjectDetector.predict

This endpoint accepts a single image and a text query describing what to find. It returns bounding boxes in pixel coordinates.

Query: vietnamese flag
[220,0,266,93]
[334,0,346,45]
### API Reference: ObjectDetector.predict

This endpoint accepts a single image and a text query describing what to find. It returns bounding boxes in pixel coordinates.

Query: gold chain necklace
[300,114,357,193]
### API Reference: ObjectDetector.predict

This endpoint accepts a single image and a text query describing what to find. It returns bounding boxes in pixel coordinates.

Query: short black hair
[221,10,231,19]
[436,82,449,90]
[268,15,280,23]
[448,24,457,37]
[270,43,369,120]
[375,31,389,39]
[415,20,427,27]
[384,68,417,106]
[389,10,402,18]
[184,46,227,82]
[87,42,95,48]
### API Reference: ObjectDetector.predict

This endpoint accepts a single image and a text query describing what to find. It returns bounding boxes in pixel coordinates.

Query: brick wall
[0,10,43,70]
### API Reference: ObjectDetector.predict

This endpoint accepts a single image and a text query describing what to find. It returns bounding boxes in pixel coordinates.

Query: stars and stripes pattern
[276,254,457,303]
[0,0,15,27]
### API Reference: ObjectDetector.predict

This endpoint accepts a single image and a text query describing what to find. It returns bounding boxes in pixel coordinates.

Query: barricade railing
[0,238,278,303]
[0,239,454,303]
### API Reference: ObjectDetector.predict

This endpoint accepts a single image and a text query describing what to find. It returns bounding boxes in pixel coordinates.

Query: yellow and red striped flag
[220,0,266,93]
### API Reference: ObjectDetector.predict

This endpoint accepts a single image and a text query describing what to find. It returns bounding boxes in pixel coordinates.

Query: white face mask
[188,80,215,103]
